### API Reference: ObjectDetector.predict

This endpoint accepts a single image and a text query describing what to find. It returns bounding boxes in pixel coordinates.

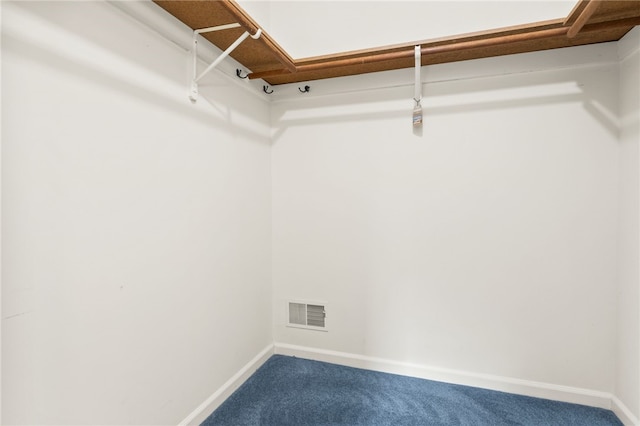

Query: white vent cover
[287,301,327,331]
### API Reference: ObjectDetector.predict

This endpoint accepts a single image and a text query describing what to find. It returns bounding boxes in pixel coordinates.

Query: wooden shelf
[154,0,640,85]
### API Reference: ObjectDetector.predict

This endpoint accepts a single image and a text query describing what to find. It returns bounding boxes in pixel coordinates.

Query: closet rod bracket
[189,23,262,102]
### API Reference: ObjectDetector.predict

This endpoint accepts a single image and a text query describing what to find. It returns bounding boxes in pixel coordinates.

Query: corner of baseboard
[273,342,614,411]
[177,343,274,426]
[177,342,637,426]
[612,395,640,426]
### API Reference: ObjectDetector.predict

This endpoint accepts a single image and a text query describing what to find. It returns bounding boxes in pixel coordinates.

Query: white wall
[616,26,640,423]
[1,2,271,424]
[271,48,620,394]
[0,1,4,420]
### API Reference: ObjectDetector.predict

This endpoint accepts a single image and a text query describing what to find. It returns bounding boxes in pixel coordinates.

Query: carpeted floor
[202,355,623,426]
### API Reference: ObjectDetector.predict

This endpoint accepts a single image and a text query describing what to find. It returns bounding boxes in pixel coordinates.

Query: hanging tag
[413,103,423,127]
[413,45,423,127]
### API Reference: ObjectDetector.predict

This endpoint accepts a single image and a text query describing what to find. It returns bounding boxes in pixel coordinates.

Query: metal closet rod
[247,14,640,81]
[248,27,571,80]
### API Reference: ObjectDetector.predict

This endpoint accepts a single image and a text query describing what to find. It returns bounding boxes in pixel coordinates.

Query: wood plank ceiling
[154,0,640,85]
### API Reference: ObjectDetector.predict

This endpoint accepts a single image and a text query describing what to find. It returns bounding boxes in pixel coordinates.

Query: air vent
[287,301,327,331]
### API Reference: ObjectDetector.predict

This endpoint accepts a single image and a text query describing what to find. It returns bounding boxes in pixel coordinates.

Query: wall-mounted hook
[299,85,310,93]
[236,69,249,79]
[263,85,274,94]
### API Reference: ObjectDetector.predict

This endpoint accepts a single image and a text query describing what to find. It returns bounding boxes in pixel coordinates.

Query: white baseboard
[178,344,274,426]
[612,395,640,426]
[274,343,614,411]
[177,342,637,426]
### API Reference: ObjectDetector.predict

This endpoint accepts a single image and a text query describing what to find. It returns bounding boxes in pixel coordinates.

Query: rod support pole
[189,25,262,102]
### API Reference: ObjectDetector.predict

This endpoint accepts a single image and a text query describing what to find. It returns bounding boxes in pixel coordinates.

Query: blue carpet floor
[202,355,622,426]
